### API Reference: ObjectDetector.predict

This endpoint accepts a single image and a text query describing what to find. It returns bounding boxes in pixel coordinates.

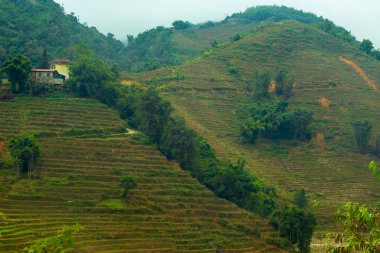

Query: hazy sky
[55,0,380,48]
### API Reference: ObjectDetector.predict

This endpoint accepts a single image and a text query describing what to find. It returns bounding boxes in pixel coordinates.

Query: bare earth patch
[317,132,325,150]
[339,56,378,92]
[318,98,330,108]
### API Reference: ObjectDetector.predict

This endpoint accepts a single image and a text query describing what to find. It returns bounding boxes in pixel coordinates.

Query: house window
[38,73,42,77]
[47,73,51,78]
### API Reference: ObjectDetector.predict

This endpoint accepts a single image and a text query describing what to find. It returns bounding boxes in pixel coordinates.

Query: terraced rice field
[0,96,284,252]
[0,96,125,138]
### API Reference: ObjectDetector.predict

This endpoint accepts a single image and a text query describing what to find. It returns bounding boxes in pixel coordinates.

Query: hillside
[0,0,124,64]
[0,96,286,252]
[120,5,364,73]
[125,20,380,236]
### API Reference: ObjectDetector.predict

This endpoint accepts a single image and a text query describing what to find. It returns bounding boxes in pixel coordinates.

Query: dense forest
[0,0,124,64]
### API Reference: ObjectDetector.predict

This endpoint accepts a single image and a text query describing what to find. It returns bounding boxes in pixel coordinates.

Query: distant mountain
[120,5,363,72]
[0,0,124,65]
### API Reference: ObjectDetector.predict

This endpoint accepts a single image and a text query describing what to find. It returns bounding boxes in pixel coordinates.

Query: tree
[352,120,372,154]
[0,55,32,94]
[373,50,380,61]
[275,68,293,98]
[120,175,137,199]
[288,109,313,141]
[172,20,191,30]
[279,206,316,253]
[253,71,271,99]
[68,52,117,98]
[326,162,380,253]
[326,202,380,253]
[38,49,49,69]
[360,39,374,55]
[23,224,83,253]
[240,118,265,144]
[160,117,197,169]
[8,136,41,179]
[136,89,172,143]
[294,189,308,209]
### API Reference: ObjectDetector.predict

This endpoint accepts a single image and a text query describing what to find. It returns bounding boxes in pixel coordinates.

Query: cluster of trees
[0,55,32,94]
[351,120,380,156]
[241,102,313,144]
[121,27,181,72]
[0,0,123,65]
[248,69,293,99]
[359,39,380,60]
[7,136,41,179]
[66,53,316,251]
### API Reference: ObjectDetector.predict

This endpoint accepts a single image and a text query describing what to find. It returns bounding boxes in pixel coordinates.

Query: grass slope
[126,20,380,235]
[0,96,285,252]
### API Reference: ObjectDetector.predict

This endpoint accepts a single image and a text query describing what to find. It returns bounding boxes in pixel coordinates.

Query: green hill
[0,96,285,252]
[0,0,124,64]
[125,20,380,237]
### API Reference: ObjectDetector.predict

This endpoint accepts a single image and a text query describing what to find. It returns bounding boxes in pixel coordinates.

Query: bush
[352,120,372,154]
[172,20,191,30]
[120,175,137,199]
[7,135,41,176]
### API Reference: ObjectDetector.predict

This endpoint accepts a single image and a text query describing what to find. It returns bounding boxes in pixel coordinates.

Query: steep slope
[0,96,285,252]
[0,0,124,64]
[126,20,380,235]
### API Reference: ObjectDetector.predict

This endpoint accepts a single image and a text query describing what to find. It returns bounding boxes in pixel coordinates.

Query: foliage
[360,39,375,55]
[369,161,380,180]
[352,120,372,154]
[172,20,192,30]
[159,117,197,169]
[7,135,41,176]
[0,0,124,65]
[225,5,322,24]
[240,118,265,144]
[136,89,173,143]
[294,189,308,209]
[0,55,32,94]
[326,202,380,253]
[252,70,271,99]
[287,109,313,141]
[67,52,118,99]
[120,26,181,72]
[120,175,137,199]
[275,68,293,98]
[23,224,83,253]
[240,102,312,143]
[199,21,215,29]
[278,206,316,253]
[38,49,50,69]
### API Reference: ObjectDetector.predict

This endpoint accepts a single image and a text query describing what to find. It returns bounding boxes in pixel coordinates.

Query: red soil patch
[268,80,276,93]
[318,98,330,108]
[317,132,325,150]
[339,56,378,92]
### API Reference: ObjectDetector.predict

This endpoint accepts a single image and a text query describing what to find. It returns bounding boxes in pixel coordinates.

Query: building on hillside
[50,59,70,79]
[31,69,65,87]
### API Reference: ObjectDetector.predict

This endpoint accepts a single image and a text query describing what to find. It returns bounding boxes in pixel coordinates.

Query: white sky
[55,0,380,48]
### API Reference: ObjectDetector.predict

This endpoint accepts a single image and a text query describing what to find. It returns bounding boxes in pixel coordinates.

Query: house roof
[31,69,58,73]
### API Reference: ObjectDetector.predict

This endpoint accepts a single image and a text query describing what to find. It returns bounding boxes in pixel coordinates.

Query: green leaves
[0,55,32,94]
[8,135,41,174]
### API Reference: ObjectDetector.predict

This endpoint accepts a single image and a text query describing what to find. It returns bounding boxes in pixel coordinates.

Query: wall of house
[51,64,69,79]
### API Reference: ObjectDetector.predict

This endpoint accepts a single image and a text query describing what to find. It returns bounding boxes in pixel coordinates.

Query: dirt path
[339,56,378,92]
